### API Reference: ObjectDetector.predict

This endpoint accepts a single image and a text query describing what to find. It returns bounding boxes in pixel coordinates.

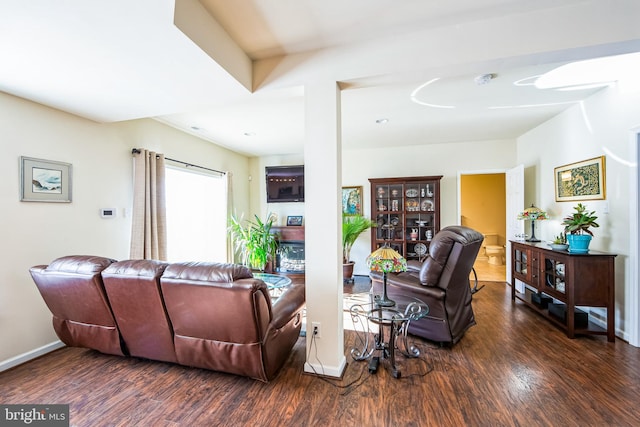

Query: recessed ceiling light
[375,118,389,124]
[244,132,256,136]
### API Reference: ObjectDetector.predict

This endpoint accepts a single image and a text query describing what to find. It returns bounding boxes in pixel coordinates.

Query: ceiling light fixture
[535,52,640,90]
[244,132,256,136]
[376,118,389,124]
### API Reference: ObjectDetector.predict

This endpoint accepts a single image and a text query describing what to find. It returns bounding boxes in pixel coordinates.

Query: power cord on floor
[306,328,325,376]
[305,330,435,394]
[306,330,372,395]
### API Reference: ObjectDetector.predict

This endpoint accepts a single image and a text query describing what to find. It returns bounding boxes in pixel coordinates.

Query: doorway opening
[459,171,507,282]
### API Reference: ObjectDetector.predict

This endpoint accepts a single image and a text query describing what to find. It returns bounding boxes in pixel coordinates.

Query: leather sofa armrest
[271,283,305,330]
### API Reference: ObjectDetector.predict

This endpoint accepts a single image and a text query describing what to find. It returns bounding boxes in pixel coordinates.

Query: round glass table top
[358,292,430,324]
[252,272,292,289]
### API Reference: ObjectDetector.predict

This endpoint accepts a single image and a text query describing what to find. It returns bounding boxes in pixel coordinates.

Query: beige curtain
[225,171,234,263]
[130,149,167,260]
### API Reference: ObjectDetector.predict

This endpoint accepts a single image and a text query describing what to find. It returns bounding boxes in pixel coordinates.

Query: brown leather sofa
[30,256,305,382]
[370,226,483,345]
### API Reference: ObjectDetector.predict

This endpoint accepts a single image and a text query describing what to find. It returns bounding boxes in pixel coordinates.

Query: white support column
[303,80,346,377]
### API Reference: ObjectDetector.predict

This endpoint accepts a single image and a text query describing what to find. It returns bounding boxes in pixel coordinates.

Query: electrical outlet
[312,322,321,338]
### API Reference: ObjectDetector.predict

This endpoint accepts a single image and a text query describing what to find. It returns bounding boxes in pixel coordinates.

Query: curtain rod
[131,148,226,175]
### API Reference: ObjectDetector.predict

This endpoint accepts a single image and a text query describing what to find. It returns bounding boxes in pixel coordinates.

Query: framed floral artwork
[554,156,605,202]
[342,186,363,216]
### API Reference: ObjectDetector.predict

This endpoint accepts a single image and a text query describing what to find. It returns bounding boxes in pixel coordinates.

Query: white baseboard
[304,356,346,378]
[0,341,65,372]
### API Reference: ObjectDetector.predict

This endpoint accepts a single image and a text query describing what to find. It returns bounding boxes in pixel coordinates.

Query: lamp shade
[517,204,548,221]
[366,245,407,273]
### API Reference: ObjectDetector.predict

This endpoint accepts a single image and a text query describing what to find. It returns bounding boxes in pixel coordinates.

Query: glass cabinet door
[374,183,405,255]
[514,248,528,277]
[544,257,566,294]
[404,180,437,260]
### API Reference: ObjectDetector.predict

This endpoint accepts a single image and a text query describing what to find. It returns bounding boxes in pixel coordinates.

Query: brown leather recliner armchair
[370,225,483,345]
[30,255,124,356]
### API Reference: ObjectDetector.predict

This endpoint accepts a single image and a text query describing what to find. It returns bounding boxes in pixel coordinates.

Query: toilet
[482,233,505,266]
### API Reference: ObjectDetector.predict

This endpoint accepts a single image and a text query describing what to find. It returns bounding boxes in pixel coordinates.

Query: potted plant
[549,232,569,251]
[342,214,375,283]
[561,203,600,253]
[229,214,278,271]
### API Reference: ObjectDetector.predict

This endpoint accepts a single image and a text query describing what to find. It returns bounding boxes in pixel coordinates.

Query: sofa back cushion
[419,226,484,288]
[102,259,176,363]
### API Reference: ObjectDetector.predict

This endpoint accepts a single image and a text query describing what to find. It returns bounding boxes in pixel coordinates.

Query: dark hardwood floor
[3,280,640,426]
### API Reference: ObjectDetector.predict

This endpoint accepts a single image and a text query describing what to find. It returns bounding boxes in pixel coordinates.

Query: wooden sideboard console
[510,241,616,342]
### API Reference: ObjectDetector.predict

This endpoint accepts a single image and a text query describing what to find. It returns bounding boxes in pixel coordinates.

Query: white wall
[0,92,250,365]
[517,78,640,339]
[343,139,517,275]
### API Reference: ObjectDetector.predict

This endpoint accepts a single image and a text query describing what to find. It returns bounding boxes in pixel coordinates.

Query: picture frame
[554,156,605,202]
[20,156,72,203]
[287,215,303,226]
[342,186,363,216]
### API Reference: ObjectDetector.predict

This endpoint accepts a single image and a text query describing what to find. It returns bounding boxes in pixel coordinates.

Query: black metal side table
[349,292,429,378]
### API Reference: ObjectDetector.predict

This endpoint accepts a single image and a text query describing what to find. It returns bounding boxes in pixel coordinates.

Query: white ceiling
[1,0,640,157]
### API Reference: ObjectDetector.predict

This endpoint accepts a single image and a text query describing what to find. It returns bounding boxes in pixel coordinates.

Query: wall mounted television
[266,165,304,203]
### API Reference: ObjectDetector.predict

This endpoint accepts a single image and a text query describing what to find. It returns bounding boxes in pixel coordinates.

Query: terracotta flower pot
[343,261,355,283]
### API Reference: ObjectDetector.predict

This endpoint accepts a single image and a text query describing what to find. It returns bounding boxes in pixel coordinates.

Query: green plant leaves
[342,215,374,263]
[561,203,599,236]
[229,214,278,270]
